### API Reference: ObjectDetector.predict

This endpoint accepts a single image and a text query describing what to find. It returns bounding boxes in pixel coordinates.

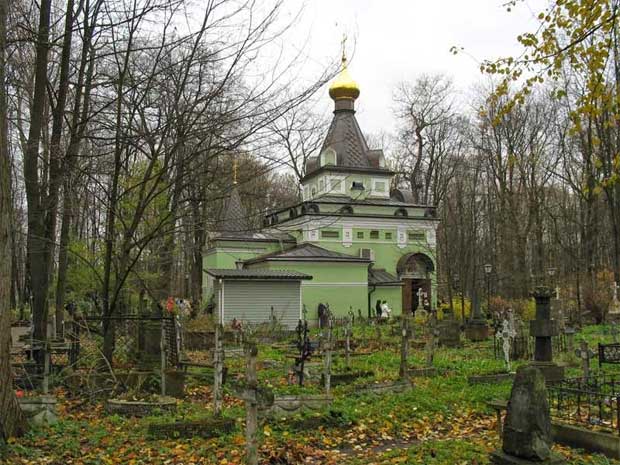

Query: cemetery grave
[7,307,620,465]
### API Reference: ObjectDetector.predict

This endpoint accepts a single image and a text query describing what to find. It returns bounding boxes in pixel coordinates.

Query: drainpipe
[368,284,376,319]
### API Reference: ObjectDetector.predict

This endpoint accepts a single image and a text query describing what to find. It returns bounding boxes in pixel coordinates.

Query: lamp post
[454,273,464,322]
[484,264,492,319]
[465,265,490,341]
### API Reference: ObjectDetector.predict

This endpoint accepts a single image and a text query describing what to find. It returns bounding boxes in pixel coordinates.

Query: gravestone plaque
[437,309,461,348]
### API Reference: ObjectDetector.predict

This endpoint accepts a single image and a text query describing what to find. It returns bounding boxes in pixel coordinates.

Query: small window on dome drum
[351,181,364,191]
[394,208,408,217]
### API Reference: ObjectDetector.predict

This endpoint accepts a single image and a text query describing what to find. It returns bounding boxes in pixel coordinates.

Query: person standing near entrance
[375,300,382,319]
[381,300,391,320]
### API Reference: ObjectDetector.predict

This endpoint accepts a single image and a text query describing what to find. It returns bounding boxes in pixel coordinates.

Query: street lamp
[454,273,464,322]
[484,264,492,319]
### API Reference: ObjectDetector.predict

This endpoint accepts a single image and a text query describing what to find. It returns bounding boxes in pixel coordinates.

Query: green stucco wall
[203,239,292,302]
[371,286,403,316]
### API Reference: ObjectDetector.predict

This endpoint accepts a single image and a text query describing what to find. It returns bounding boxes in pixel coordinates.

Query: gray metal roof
[244,243,370,265]
[205,269,312,280]
[214,186,250,235]
[369,268,402,286]
[215,232,296,243]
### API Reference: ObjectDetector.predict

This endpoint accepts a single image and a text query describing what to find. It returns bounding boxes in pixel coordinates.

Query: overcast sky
[281,0,540,136]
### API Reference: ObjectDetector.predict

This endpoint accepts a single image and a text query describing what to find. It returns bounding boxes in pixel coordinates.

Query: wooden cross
[555,286,560,300]
[575,340,595,379]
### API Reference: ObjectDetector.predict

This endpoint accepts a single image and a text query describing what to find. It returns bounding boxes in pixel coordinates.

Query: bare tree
[0,0,26,439]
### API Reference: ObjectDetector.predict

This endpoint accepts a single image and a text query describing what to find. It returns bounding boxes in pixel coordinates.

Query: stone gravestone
[137,308,164,370]
[575,341,595,380]
[490,366,565,465]
[437,307,461,348]
[529,287,564,383]
[466,299,489,342]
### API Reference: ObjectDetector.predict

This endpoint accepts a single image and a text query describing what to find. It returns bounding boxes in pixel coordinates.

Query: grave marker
[425,310,439,368]
[497,316,516,372]
[213,323,225,416]
[244,342,259,465]
[323,317,333,395]
[529,286,564,382]
[575,340,595,380]
[399,314,411,378]
[490,366,565,464]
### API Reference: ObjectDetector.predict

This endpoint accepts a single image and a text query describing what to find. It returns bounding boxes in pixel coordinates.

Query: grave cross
[323,316,334,395]
[294,320,311,386]
[213,323,225,416]
[614,282,620,303]
[399,314,412,378]
[497,318,516,372]
[244,342,259,465]
[345,315,353,370]
[575,340,596,379]
[555,286,561,300]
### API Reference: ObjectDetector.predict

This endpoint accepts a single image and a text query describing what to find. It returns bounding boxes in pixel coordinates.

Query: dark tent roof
[212,185,252,237]
[320,110,370,168]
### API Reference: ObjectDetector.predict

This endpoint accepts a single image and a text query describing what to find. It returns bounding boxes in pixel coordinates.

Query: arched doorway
[397,253,435,314]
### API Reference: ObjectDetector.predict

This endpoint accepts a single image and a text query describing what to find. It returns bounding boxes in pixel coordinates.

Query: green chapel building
[204,56,439,328]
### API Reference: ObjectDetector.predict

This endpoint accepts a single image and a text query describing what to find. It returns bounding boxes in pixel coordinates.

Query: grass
[3,323,620,464]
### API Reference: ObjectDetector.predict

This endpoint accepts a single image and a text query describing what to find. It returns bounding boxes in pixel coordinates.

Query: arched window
[394,208,408,217]
[289,208,298,219]
[306,203,320,214]
[339,206,354,215]
[320,148,337,166]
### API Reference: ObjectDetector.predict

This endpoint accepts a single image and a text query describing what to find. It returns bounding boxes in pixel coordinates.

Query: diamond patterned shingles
[216,186,249,234]
[321,111,370,168]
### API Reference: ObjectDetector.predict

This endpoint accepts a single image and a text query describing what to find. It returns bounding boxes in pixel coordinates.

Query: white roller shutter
[223,280,301,329]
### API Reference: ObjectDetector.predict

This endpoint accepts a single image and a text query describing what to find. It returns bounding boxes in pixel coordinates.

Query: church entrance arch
[397,253,435,315]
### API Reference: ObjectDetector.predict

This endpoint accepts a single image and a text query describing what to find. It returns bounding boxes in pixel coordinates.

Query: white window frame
[370,178,390,197]
[328,175,346,195]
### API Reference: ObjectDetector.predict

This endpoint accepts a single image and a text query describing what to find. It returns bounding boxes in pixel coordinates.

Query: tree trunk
[0,0,27,437]
[24,0,52,359]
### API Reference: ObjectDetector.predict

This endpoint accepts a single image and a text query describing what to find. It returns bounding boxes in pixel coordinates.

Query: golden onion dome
[328,55,360,101]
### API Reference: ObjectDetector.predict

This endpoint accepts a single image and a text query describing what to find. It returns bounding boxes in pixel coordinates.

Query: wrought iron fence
[598,343,620,367]
[78,315,179,369]
[548,374,620,435]
[493,334,567,361]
